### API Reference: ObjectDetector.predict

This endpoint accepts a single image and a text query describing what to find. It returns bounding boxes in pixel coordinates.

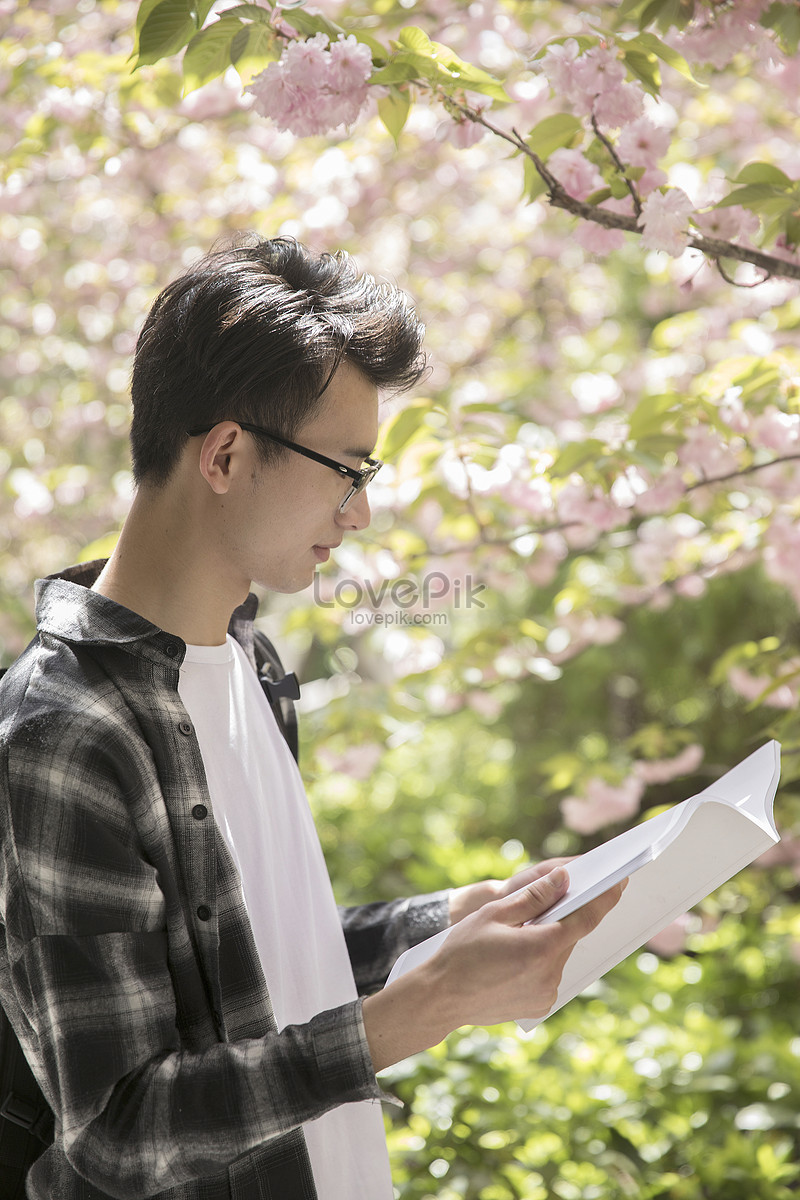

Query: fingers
[508,857,575,887]
[495,865,570,926]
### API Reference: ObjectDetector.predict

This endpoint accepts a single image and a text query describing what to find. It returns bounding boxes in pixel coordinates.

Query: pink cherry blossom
[444,114,486,148]
[764,511,800,602]
[573,46,626,102]
[636,167,668,197]
[647,913,694,957]
[633,743,704,785]
[556,482,622,531]
[575,194,634,255]
[247,34,372,136]
[757,834,800,877]
[677,6,774,70]
[692,204,760,243]
[750,407,800,452]
[317,743,383,780]
[674,574,707,599]
[727,665,798,709]
[593,81,645,130]
[616,118,671,169]
[638,188,695,256]
[548,148,605,201]
[718,389,751,433]
[500,475,553,518]
[634,469,685,516]
[561,774,644,835]
[538,38,583,103]
[677,424,739,476]
[575,220,626,255]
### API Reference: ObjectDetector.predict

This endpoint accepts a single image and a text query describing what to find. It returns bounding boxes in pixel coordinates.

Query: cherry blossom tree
[4,2,800,1191]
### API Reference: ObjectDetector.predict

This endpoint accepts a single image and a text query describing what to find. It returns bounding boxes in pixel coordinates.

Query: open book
[386,740,781,1030]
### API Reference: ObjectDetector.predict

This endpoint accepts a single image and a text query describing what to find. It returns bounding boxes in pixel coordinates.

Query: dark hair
[129,234,427,486]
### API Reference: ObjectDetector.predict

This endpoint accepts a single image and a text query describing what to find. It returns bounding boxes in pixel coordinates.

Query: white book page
[385,742,781,1021]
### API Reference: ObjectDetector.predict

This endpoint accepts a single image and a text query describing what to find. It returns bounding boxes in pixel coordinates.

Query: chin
[253,569,317,596]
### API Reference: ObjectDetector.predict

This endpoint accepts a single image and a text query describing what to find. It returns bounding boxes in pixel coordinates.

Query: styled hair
[129,234,427,485]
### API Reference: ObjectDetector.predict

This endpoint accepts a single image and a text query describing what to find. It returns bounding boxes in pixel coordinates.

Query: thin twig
[448,100,800,285]
[590,113,642,218]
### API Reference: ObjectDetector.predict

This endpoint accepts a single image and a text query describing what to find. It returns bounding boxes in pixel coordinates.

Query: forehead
[300,361,379,454]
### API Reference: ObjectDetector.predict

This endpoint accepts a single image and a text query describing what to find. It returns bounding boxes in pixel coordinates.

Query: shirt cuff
[402,889,452,944]
[307,997,384,1106]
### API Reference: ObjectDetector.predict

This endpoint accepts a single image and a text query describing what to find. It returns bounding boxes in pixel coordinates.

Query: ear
[197,422,247,495]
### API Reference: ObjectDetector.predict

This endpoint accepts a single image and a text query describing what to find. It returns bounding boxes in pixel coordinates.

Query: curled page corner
[385,741,782,1029]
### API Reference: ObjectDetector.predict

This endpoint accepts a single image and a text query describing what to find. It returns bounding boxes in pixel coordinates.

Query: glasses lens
[339,482,361,514]
[338,460,381,514]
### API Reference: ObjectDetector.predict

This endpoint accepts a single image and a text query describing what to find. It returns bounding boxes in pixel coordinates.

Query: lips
[313,542,340,563]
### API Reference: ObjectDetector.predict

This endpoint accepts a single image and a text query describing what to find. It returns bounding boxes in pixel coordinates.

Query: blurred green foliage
[4,1,800,1195]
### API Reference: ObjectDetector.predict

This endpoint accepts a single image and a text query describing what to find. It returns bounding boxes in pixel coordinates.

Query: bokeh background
[4,1,800,1195]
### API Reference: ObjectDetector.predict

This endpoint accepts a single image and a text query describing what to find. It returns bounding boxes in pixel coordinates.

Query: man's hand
[362,866,625,1073]
[448,858,574,924]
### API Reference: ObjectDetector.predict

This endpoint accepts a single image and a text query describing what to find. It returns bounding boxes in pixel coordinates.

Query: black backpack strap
[253,631,300,764]
[0,1006,54,1197]
[1,669,56,1194]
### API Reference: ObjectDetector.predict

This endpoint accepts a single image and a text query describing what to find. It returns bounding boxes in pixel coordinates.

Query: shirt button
[197,905,212,921]
[192,804,208,820]
[164,641,180,657]
[179,720,193,736]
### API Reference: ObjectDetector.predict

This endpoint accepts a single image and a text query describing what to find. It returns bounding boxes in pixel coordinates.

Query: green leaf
[785,211,800,248]
[551,438,606,478]
[371,60,421,85]
[225,3,273,22]
[631,432,685,458]
[716,183,796,213]
[526,113,583,160]
[615,0,654,19]
[522,155,548,202]
[183,17,242,93]
[733,162,794,188]
[586,187,613,206]
[395,26,508,101]
[620,47,661,95]
[231,22,277,85]
[532,35,597,62]
[625,30,703,85]
[638,0,685,33]
[135,0,198,68]
[376,399,437,460]
[627,393,679,441]
[284,8,344,40]
[609,176,633,200]
[397,25,433,56]
[135,0,165,39]
[378,89,410,146]
[761,1,800,54]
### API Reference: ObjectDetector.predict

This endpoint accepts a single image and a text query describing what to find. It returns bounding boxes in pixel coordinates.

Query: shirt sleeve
[339,892,451,994]
[0,704,383,1200]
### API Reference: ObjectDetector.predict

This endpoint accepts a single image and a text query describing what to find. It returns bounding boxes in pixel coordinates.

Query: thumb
[496,866,570,926]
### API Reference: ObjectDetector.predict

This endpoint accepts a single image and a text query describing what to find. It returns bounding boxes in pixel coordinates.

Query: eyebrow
[341,445,377,461]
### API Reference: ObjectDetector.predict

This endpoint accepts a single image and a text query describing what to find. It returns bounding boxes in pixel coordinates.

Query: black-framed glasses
[187,421,383,514]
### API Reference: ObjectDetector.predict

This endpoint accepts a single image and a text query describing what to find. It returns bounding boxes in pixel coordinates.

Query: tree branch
[590,113,642,218]
[448,100,800,284]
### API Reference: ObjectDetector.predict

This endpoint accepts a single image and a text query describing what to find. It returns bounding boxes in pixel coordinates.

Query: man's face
[226,361,380,595]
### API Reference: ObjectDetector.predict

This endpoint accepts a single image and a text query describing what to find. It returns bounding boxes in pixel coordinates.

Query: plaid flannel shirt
[0,562,449,1200]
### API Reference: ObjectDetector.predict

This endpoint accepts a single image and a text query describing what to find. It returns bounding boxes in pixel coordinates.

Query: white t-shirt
[178,637,392,1199]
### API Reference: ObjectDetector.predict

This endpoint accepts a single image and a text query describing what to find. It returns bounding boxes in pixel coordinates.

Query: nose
[337,488,371,532]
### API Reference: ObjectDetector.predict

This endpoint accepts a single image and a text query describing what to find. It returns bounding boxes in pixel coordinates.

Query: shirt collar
[35,559,260,669]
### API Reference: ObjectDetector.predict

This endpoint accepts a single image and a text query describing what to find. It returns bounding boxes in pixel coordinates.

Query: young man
[0,237,623,1199]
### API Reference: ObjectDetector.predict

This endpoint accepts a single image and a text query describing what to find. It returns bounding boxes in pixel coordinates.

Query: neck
[92,484,250,646]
